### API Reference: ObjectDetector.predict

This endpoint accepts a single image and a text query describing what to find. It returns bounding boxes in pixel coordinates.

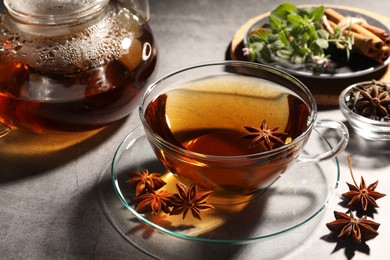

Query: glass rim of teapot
[4,0,110,25]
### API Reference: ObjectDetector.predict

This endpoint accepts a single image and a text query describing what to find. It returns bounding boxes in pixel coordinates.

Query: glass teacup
[139,61,349,203]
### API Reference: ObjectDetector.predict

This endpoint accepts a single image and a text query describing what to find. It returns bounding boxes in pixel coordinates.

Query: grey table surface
[1,0,390,259]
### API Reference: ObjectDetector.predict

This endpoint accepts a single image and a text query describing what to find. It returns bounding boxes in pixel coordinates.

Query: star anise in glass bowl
[339,80,390,140]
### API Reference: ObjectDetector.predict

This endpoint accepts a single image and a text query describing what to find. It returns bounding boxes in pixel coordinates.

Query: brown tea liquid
[0,57,154,133]
[0,3,156,133]
[144,75,311,156]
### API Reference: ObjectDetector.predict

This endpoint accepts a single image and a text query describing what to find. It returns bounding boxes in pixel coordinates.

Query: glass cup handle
[297,119,349,163]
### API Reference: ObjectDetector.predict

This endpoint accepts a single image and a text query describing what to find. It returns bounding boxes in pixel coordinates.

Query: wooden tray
[230,5,390,107]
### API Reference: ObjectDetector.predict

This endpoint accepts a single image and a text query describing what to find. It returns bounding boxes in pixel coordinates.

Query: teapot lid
[4,0,110,25]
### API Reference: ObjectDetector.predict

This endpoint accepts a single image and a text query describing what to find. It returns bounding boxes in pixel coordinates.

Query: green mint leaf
[246,3,351,71]
[248,42,265,61]
[287,14,305,27]
[310,41,324,55]
[297,47,310,56]
[250,42,265,52]
[297,7,311,18]
[271,2,296,20]
[309,6,325,22]
[278,31,290,46]
[260,45,272,62]
[267,33,280,43]
[269,40,285,51]
[276,49,293,60]
[317,29,329,39]
[290,26,304,37]
[301,33,311,45]
[306,23,318,40]
[315,38,329,49]
[269,15,284,31]
[291,53,305,64]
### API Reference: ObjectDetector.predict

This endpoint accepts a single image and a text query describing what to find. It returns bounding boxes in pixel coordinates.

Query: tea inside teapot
[0,0,156,133]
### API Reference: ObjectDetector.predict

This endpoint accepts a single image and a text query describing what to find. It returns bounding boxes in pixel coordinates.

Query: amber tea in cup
[144,75,310,155]
[140,61,348,203]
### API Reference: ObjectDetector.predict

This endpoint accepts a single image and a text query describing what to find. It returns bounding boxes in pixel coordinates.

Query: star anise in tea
[348,81,390,120]
[326,211,380,244]
[242,120,288,150]
[170,183,215,220]
[127,169,166,196]
[135,190,173,215]
[342,155,386,211]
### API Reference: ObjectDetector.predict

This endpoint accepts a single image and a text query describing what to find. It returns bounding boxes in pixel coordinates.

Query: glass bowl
[339,81,390,141]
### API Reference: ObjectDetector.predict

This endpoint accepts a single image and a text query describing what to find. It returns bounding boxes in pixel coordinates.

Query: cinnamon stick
[327,19,379,58]
[374,45,390,63]
[325,8,384,50]
[360,23,390,45]
[324,8,344,24]
[325,8,389,63]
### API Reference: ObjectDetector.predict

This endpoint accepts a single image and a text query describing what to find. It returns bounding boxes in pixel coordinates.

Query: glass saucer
[109,124,339,245]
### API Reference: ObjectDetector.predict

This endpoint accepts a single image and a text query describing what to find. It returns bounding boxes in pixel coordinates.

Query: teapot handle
[130,0,150,21]
[0,122,12,138]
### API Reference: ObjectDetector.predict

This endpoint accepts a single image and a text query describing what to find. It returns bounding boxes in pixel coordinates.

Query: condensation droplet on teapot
[1,3,147,74]
[0,0,157,133]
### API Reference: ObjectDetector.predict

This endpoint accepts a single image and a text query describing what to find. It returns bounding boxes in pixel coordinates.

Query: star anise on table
[126,169,166,196]
[352,81,390,119]
[170,183,215,220]
[134,190,173,215]
[326,211,380,244]
[342,155,386,211]
[242,120,288,150]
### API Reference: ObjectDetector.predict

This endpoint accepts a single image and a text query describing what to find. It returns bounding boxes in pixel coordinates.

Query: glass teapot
[0,0,156,137]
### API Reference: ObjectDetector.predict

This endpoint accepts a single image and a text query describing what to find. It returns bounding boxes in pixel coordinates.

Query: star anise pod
[242,120,288,150]
[326,211,380,244]
[126,169,166,196]
[342,155,386,211]
[134,190,173,215]
[170,183,215,220]
[353,81,390,118]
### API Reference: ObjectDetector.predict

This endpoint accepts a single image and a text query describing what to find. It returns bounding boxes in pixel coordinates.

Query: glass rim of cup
[139,60,318,161]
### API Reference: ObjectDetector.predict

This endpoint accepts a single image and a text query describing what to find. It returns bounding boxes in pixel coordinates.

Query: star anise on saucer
[127,169,166,196]
[353,81,390,119]
[170,183,215,220]
[342,155,386,211]
[242,120,288,150]
[135,190,173,215]
[326,211,380,244]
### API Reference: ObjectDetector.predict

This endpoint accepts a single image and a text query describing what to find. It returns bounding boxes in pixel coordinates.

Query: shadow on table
[83,162,329,260]
[0,118,126,183]
[321,119,390,170]
[321,233,371,260]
